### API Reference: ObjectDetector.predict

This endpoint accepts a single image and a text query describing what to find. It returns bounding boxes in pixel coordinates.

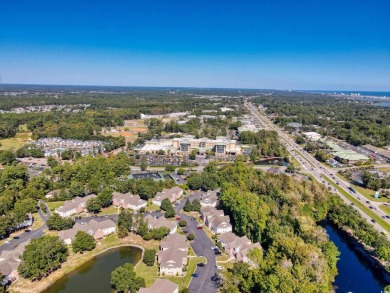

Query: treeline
[252,93,390,147]
[239,130,287,157]
[193,162,390,292]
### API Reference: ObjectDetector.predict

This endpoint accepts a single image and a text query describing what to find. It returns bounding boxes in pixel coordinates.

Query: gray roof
[139,278,178,293]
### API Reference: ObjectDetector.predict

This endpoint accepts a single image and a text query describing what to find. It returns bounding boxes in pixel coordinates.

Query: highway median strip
[322,174,390,232]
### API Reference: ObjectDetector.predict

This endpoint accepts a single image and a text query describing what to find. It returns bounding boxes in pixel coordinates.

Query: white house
[152,187,183,206]
[59,218,116,245]
[55,194,96,217]
[112,192,147,211]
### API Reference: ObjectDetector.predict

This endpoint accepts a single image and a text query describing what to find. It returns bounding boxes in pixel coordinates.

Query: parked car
[197,263,205,267]
[176,217,181,220]
[192,273,199,278]
[197,225,203,229]
[183,230,188,233]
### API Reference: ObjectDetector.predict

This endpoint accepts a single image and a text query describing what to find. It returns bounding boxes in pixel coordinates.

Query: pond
[42,246,142,293]
[325,224,387,292]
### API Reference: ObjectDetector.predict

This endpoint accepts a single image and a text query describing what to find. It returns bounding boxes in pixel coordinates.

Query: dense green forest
[187,162,390,292]
[252,93,390,147]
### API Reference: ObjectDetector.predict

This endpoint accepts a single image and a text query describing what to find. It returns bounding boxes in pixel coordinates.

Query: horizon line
[1,82,390,93]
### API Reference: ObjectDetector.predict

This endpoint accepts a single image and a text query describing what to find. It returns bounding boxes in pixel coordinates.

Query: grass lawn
[0,132,33,151]
[135,262,158,287]
[336,174,389,203]
[10,233,159,293]
[145,201,160,212]
[379,204,390,217]
[31,212,44,230]
[216,255,230,262]
[45,201,64,212]
[98,205,118,216]
[18,124,29,132]
[322,175,390,232]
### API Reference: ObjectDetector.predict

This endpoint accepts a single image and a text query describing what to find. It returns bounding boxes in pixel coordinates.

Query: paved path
[175,194,218,293]
[0,200,51,254]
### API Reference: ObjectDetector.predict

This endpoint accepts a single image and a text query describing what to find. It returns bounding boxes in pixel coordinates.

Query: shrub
[143,249,156,266]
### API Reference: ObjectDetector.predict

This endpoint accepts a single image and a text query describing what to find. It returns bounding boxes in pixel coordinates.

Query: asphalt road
[245,102,390,237]
[0,200,51,254]
[175,193,218,293]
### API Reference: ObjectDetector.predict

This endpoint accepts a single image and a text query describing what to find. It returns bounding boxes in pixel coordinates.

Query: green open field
[0,132,33,151]
[322,175,390,232]
[379,204,390,217]
[45,201,65,212]
[336,174,389,203]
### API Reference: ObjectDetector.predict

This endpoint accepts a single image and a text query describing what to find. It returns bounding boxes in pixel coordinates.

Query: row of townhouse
[152,186,183,206]
[200,206,232,234]
[157,233,188,276]
[55,194,97,217]
[200,189,219,207]
[0,242,28,285]
[112,192,147,211]
[59,218,116,245]
[144,214,177,234]
[218,232,262,265]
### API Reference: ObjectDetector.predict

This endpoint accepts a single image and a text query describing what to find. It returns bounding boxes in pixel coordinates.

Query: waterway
[325,224,387,292]
[42,246,142,293]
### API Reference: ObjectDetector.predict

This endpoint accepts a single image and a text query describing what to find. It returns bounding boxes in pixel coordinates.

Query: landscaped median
[9,234,159,293]
[322,174,390,232]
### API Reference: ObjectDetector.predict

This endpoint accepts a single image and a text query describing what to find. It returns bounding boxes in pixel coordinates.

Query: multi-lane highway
[245,102,390,237]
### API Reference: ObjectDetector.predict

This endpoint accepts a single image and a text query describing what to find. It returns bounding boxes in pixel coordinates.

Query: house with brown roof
[59,218,116,245]
[152,186,183,206]
[139,278,179,293]
[157,233,188,276]
[112,192,147,211]
[200,206,231,234]
[55,194,96,217]
[218,232,262,264]
[144,214,177,234]
[200,190,219,207]
[0,242,28,285]
[200,206,224,222]
[208,215,232,234]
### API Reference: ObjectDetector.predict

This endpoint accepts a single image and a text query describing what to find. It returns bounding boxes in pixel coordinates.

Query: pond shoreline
[326,220,390,285]
[9,233,157,293]
[40,244,144,292]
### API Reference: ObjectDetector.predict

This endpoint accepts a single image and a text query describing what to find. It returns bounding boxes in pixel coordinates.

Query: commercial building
[303,132,322,141]
[134,136,241,157]
[172,136,241,157]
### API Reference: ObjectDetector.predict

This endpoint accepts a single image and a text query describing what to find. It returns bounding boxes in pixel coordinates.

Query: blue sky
[0,0,389,90]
